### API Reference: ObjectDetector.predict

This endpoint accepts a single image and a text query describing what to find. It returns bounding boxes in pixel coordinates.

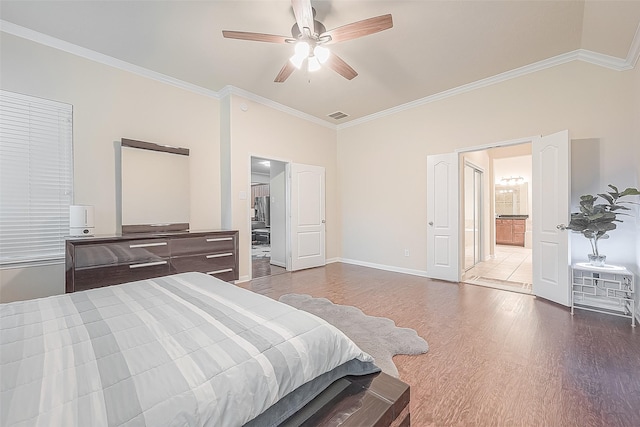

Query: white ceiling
[1,1,639,125]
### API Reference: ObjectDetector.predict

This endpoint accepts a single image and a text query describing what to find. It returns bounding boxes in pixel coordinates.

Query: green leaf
[598,193,614,204]
[610,205,630,211]
[620,187,640,197]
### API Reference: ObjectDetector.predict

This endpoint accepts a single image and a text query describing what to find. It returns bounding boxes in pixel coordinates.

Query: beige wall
[1,30,638,305]
[0,34,221,302]
[225,95,338,281]
[338,60,639,273]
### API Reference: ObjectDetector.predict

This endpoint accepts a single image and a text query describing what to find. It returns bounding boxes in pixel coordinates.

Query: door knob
[428,221,434,226]
[557,224,566,230]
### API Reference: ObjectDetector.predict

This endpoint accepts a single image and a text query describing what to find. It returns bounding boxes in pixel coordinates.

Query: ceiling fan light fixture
[308,55,321,72]
[290,41,310,69]
[313,45,330,64]
[289,53,305,69]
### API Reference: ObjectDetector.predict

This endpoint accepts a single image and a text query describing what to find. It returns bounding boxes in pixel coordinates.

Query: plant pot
[588,254,606,267]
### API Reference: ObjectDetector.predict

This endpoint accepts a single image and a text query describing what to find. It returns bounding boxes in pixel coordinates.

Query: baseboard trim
[339,258,429,278]
[236,275,250,284]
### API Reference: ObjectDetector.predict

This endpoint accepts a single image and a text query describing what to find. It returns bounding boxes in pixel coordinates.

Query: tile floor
[462,245,532,294]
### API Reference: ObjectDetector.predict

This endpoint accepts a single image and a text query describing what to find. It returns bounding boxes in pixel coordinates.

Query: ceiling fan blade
[222,30,291,44]
[321,14,393,44]
[325,53,358,80]
[274,61,296,83]
[291,0,315,36]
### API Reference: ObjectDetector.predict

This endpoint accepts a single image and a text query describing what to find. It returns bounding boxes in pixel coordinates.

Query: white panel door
[426,153,460,282]
[532,130,571,306]
[288,163,326,271]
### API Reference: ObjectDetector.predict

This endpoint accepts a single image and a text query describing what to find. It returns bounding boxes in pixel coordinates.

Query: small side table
[571,263,635,327]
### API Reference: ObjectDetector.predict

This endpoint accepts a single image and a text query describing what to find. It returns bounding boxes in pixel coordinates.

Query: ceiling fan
[222,0,393,82]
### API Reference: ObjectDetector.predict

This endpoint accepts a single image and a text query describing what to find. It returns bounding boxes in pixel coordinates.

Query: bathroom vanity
[496,215,527,246]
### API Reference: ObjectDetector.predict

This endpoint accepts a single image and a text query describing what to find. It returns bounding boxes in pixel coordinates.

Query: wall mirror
[495,183,528,215]
[120,138,190,234]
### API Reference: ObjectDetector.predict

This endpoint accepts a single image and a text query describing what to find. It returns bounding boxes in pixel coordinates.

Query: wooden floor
[251,256,287,279]
[240,263,640,427]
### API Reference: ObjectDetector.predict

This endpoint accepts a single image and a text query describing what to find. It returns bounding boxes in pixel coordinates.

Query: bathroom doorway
[461,144,533,294]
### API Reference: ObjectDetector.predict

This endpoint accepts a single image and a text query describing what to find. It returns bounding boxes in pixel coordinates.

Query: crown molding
[219,85,336,129]
[3,18,637,132]
[576,49,632,70]
[339,22,640,130]
[1,20,221,99]
[338,49,637,130]
[337,50,580,130]
[625,21,640,68]
[1,20,336,130]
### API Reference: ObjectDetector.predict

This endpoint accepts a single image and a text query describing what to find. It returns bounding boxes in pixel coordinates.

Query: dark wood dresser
[65,230,239,293]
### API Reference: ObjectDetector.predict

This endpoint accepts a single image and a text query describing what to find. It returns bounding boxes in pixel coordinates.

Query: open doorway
[461,144,533,294]
[250,156,287,279]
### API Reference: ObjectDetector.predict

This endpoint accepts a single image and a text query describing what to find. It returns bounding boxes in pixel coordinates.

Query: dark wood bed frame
[282,372,410,426]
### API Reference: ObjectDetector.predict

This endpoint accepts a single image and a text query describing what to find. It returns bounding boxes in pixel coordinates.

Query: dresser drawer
[171,253,235,274]
[170,234,236,256]
[73,259,171,292]
[75,240,169,268]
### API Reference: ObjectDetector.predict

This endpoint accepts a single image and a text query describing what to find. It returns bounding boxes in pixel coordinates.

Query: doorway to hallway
[250,156,287,279]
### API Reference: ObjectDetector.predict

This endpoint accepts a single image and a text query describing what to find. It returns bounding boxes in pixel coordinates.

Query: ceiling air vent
[328,111,349,120]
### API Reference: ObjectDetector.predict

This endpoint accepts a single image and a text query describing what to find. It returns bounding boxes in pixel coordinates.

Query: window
[0,90,73,266]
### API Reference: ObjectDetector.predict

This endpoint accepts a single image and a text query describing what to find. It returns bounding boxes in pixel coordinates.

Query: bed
[0,272,396,426]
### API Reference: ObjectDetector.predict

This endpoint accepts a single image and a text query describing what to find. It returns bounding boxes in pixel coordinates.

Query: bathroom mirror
[495,183,528,215]
[120,138,190,234]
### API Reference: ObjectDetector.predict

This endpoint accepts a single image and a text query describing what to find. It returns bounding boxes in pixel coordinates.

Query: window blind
[0,90,73,266]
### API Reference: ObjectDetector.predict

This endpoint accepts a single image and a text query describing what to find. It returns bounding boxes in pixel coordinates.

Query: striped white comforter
[0,272,377,426]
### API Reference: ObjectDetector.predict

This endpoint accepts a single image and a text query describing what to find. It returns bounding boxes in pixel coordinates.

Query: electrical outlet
[404,249,410,257]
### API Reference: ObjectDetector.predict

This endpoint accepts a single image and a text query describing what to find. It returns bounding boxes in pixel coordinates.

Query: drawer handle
[206,253,233,259]
[129,242,167,249]
[207,268,233,275]
[129,261,168,269]
[206,237,233,242]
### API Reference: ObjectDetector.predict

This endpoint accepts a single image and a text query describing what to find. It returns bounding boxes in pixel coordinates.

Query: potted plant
[566,184,640,266]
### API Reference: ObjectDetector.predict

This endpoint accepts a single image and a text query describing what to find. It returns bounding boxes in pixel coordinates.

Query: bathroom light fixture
[500,176,525,186]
